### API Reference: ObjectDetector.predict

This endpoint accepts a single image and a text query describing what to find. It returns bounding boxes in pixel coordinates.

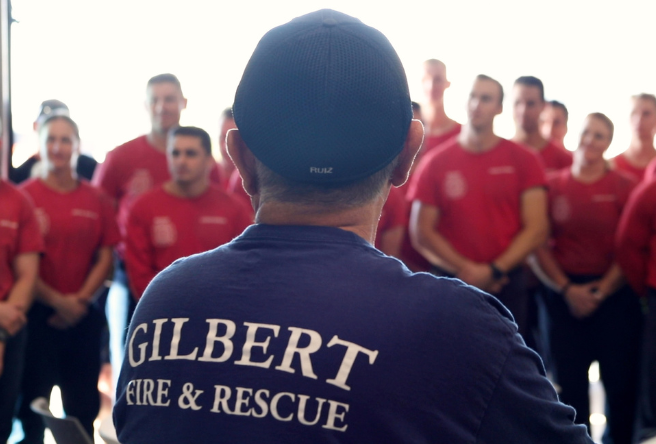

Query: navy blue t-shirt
[114,224,592,443]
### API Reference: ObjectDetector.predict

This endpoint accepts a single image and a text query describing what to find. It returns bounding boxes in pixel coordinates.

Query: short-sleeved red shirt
[612,152,647,182]
[125,185,252,298]
[408,138,547,263]
[21,179,120,295]
[616,179,656,295]
[547,169,636,276]
[375,186,407,251]
[92,135,222,256]
[0,180,43,301]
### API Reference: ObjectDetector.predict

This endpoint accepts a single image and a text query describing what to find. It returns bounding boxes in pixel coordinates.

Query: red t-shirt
[421,123,462,156]
[408,138,547,263]
[0,180,43,301]
[616,179,656,295]
[612,152,646,182]
[547,169,636,276]
[375,186,407,251]
[535,141,573,172]
[21,179,120,295]
[92,135,222,256]
[125,185,252,298]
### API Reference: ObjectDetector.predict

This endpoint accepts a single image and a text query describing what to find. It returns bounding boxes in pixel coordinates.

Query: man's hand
[52,296,88,328]
[564,282,601,319]
[0,302,27,335]
[457,262,494,290]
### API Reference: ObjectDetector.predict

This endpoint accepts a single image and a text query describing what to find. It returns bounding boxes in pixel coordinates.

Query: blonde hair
[587,112,614,142]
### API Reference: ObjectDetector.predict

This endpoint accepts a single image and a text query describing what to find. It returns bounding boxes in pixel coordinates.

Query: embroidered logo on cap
[310,167,333,174]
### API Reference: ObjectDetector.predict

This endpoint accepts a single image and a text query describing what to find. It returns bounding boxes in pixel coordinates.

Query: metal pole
[0,0,10,180]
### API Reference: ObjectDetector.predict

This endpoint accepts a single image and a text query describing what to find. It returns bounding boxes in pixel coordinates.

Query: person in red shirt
[93,74,222,368]
[610,93,656,181]
[17,115,120,443]
[0,180,41,443]
[408,74,548,335]
[512,78,572,355]
[419,59,461,156]
[512,76,572,172]
[125,126,251,298]
[533,113,642,442]
[540,100,569,149]
[616,177,656,442]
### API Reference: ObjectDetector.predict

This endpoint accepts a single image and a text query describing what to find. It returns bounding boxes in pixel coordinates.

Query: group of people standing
[393,60,656,444]
[0,55,655,444]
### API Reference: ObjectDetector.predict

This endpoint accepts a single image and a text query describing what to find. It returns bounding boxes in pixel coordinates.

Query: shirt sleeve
[17,191,44,255]
[476,337,593,443]
[616,182,656,296]
[92,149,122,206]
[406,150,441,208]
[125,203,158,299]
[518,147,548,192]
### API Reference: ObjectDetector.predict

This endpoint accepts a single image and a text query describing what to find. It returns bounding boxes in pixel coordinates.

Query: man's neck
[254,191,388,245]
[43,168,78,192]
[423,102,456,135]
[458,124,500,153]
[513,128,547,151]
[147,130,168,153]
[163,179,210,198]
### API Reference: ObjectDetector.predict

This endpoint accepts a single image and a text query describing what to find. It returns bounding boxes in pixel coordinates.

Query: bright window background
[9,0,656,166]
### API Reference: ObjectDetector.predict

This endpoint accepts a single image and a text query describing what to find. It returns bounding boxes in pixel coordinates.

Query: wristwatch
[489,263,506,281]
[0,328,10,343]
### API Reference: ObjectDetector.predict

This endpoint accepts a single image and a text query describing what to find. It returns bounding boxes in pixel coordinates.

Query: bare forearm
[533,247,569,291]
[34,279,63,307]
[412,228,469,274]
[494,225,548,273]
[7,253,39,313]
[597,263,625,298]
[77,248,113,302]
[6,277,35,313]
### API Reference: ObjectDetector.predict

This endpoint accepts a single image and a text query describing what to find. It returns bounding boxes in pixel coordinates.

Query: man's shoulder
[145,241,518,339]
[106,135,150,160]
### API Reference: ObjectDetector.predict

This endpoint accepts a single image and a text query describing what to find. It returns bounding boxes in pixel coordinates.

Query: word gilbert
[124,318,380,431]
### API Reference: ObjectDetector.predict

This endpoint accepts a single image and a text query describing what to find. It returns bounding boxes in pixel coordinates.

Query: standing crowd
[1,49,655,444]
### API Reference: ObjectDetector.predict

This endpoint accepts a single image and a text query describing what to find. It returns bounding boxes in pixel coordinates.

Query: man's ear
[391,119,424,187]
[226,129,259,197]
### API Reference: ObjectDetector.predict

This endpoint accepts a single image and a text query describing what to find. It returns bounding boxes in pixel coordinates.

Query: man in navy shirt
[114,9,593,443]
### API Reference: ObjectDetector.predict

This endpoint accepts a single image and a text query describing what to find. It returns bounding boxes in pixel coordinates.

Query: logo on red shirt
[152,217,177,247]
[444,171,467,200]
[552,196,570,223]
[35,208,50,235]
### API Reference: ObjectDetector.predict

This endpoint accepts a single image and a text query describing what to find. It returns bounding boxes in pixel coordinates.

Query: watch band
[489,263,506,281]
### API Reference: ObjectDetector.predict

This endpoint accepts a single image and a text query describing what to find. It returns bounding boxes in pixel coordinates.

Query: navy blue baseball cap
[233,9,413,184]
